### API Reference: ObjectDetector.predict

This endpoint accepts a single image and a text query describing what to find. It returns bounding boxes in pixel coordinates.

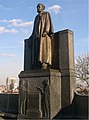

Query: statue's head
[42,79,48,87]
[37,3,45,13]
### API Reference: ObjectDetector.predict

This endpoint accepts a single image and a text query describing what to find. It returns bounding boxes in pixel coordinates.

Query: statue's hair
[37,3,45,10]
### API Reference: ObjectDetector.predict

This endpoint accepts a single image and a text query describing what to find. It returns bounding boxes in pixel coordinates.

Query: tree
[75,53,89,94]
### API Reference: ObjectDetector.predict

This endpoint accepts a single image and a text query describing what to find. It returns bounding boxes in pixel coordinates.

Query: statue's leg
[20,103,23,114]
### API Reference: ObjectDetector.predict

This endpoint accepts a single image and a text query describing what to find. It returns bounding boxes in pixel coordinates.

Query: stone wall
[0,94,18,115]
[53,92,88,119]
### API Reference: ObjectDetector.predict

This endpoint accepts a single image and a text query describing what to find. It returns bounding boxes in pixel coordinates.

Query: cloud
[5,29,18,33]
[20,28,30,34]
[0,5,12,11]
[0,26,18,33]
[1,53,16,57]
[0,27,5,32]
[0,19,33,27]
[48,5,62,14]
[8,19,33,27]
[0,19,33,34]
[0,20,8,22]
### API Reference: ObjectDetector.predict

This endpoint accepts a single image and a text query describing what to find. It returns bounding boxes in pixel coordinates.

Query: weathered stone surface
[58,30,75,107]
[24,39,32,71]
[0,94,18,114]
[52,29,75,107]
[19,29,75,119]
[53,92,89,119]
[18,69,61,119]
[26,93,42,118]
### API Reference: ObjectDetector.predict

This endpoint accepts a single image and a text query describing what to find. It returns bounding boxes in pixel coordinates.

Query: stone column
[52,29,75,108]
[58,29,75,107]
[24,39,32,71]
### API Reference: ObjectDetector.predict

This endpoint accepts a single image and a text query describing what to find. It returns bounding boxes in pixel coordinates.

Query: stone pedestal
[19,29,75,119]
[24,39,32,71]
[57,30,75,107]
[51,29,75,107]
[18,69,61,119]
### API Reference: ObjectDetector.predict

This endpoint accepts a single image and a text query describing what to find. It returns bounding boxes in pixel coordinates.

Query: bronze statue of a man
[30,3,54,69]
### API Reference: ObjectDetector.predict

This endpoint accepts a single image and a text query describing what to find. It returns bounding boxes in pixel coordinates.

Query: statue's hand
[50,32,54,37]
[36,87,42,92]
[42,32,47,37]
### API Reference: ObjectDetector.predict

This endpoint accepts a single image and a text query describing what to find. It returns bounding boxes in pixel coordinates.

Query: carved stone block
[26,93,42,118]
[18,69,61,119]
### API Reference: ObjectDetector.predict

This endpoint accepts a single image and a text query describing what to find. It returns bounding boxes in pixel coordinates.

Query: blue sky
[0,0,88,85]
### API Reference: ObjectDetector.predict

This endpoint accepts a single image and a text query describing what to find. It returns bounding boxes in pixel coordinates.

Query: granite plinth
[18,69,61,119]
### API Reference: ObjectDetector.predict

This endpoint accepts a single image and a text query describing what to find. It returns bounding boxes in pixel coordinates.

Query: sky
[0,0,88,85]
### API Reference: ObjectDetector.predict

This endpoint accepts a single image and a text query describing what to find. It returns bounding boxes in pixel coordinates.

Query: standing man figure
[30,3,54,69]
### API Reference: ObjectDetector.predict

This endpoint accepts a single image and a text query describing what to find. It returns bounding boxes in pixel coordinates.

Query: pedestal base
[18,69,61,119]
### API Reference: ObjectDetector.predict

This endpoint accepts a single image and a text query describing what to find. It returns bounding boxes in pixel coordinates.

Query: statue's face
[37,4,43,13]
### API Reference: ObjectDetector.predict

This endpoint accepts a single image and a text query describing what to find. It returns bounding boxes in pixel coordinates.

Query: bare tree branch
[75,53,89,92]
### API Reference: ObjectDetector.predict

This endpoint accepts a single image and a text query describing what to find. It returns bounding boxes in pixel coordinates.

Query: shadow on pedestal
[53,92,88,119]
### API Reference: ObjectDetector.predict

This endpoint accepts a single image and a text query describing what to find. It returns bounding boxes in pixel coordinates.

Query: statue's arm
[44,12,54,36]
[36,87,43,93]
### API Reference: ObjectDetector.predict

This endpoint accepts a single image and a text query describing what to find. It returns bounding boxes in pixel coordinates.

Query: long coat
[30,12,54,67]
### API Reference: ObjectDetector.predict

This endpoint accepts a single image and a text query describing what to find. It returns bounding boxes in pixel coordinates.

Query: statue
[29,3,54,69]
[19,80,30,114]
[36,80,50,118]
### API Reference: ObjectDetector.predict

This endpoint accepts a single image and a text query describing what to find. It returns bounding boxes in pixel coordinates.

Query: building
[0,85,6,93]
[6,77,16,91]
